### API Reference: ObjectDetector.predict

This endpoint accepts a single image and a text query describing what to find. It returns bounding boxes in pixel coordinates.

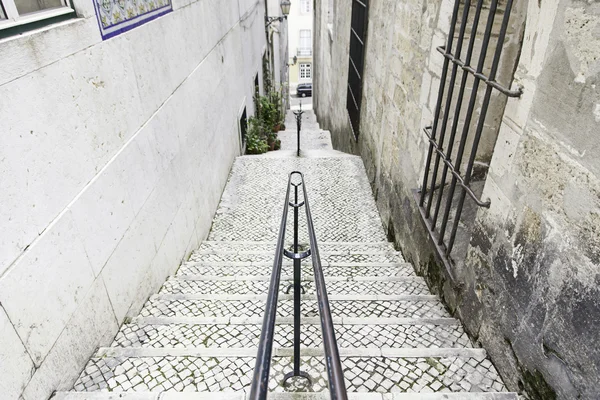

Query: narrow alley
[55,110,517,399]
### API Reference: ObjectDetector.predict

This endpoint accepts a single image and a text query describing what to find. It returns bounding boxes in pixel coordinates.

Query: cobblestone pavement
[64,110,516,399]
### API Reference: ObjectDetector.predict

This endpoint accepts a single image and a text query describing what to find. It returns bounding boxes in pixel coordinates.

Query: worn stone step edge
[191,250,400,256]
[130,316,460,326]
[182,261,413,268]
[95,346,487,359]
[238,150,358,159]
[54,392,519,400]
[200,240,393,246]
[150,293,437,302]
[171,275,422,282]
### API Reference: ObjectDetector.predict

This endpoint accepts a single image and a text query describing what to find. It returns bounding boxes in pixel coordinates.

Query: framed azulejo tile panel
[93,0,172,39]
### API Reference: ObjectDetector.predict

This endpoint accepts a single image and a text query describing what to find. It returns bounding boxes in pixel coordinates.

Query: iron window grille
[417,0,522,276]
[346,0,368,140]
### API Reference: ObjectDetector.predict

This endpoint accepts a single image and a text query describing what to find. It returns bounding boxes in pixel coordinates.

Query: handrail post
[293,102,303,157]
[251,171,347,399]
[282,175,312,387]
[292,183,301,376]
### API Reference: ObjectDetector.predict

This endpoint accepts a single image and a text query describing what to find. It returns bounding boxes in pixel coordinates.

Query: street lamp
[280,0,291,15]
[266,0,291,27]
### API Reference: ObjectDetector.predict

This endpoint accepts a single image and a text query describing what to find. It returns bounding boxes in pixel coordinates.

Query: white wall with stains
[0,0,267,398]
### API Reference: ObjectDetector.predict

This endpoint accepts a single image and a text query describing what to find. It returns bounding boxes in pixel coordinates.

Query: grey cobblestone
[177,263,415,278]
[195,241,395,253]
[112,323,471,349]
[139,298,450,319]
[207,157,386,242]
[73,355,504,393]
[158,278,430,296]
[187,252,405,264]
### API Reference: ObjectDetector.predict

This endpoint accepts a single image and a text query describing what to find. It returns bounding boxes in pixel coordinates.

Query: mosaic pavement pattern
[65,110,515,398]
[112,323,472,349]
[74,356,505,393]
[177,263,415,277]
[139,298,450,319]
[157,278,430,296]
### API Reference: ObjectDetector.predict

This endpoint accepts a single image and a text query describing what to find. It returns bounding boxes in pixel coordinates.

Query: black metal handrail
[249,171,348,400]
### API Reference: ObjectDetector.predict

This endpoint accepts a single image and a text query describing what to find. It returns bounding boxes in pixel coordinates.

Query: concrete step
[55,393,520,399]
[177,262,415,278]
[196,240,396,253]
[69,349,507,393]
[278,129,333,151]
[158,276,430,296]
[187,250,405,264]
[110,320,471,349]
[139,296,451,319]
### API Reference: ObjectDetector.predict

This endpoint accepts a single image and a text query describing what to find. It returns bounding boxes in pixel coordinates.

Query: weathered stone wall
[314,0,600,398]
[462,0,600,398]
[0,1,267,398]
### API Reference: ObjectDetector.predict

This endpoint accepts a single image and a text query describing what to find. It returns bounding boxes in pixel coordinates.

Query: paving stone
[139,298,450,319]
[73,355,505,393]
[112,323,471,349]
[158,278,430,296]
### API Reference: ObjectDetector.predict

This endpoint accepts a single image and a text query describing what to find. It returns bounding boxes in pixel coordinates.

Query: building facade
[0,0,282,398]
[287,0,313,89]
[314,0,600,398]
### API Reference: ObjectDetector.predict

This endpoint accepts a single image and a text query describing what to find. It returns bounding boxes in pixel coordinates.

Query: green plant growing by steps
[245,117,269,154]
[247,84,286,154]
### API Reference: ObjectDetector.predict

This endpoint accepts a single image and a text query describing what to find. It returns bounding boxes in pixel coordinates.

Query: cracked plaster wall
[0,0,267,398]
[314,0,599,398]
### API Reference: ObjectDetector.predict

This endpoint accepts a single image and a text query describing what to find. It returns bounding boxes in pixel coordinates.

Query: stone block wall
[0,0,267,398]
[314,0,600,398]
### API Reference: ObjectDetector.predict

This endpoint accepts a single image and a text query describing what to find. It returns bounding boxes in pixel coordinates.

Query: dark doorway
[346,0,368,139]
[240,107,248,149]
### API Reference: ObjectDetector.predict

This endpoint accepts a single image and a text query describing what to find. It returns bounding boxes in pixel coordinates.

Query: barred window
[346,0,368,138]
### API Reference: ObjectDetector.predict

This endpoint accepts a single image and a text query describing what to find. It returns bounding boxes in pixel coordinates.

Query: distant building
[288,0,313,91]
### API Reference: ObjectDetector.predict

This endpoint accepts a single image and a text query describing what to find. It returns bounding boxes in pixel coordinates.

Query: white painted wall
[0,0,268,398]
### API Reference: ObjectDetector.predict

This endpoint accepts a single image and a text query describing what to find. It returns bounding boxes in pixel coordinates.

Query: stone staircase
[54,110,518,399]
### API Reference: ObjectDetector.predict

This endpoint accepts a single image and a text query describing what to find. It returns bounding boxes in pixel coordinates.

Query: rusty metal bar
[419,0,462,208]
[437,0,501,248]
[446,0,516,254]
[431,0,486,231]
[425,0,473,219]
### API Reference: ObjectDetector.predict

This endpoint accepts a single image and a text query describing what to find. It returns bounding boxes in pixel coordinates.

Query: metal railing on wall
[417,0,522,276]
[249,171,348,400]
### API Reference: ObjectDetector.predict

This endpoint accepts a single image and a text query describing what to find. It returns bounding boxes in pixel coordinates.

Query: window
[300,0,311,14]
[346,0,368,138]
[0,0,74,34]
[417,0,524,268]
[299,63,312,80]
[298,29,312,56]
